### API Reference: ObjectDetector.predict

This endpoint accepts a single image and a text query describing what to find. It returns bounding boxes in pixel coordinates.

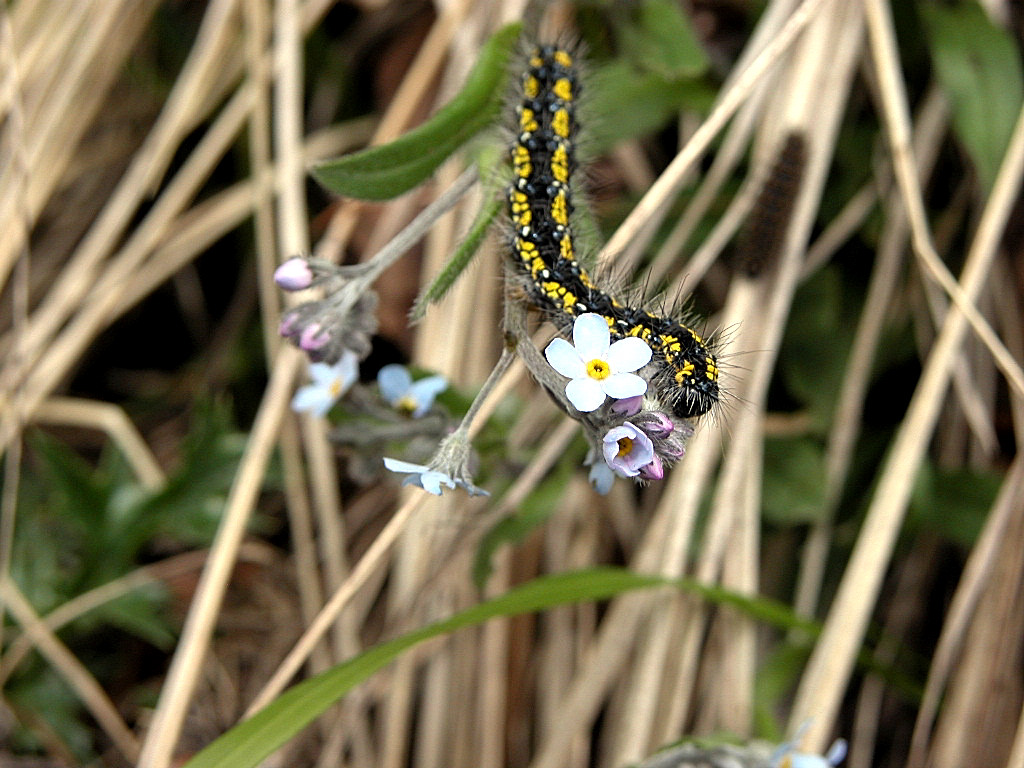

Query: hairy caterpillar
[735,132,807,278]
[507,44,720,419]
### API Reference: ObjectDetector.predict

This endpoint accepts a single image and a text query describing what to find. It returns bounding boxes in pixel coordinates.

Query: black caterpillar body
[507,44,720,418]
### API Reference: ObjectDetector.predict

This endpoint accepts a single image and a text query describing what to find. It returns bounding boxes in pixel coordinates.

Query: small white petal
[308,362,338,384]
[291,386,334,417]
[417,473,444,495]
[545,338,587,379]
[572,313,611,361]
[606,336,652,373]
[601,372,648,399]
[588,461,616,495]
[377,364,412,403]
[383,457,429,474]
[408,375,448,416]
[566,377,606,412]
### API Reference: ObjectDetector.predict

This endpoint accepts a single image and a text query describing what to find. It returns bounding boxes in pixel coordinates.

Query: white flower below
[383,458,456,495]
[382,457,490,497]
[291,350,359,417]
[544,313,651,412]
[377,364,447,418]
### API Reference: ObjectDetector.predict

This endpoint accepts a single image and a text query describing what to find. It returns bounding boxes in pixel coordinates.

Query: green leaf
[410,193,503,321]
[762,436,828,525]
[586,60,715,154]
[907,461,1002,546]
[183,568,818,768]
[312,23,521,200]
[778,267,855,426]
[618,0,709,79]
[920,1,1024,191]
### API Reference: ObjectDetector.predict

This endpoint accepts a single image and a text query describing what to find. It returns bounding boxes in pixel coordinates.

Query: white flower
[544,313,651,412]
[382,458,457,495]
[291,350,359,417]
[382,457,489,496]
[377,364,447,418]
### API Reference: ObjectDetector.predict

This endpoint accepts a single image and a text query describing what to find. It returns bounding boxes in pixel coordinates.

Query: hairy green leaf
[313,23,521,200]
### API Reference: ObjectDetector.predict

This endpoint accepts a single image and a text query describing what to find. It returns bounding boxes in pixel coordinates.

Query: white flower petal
[606,336,652,373]
[565,377,606,412]
[572,313,611,361]
[408,375,448,417]
[545,337,587,378]
[377,364,411,403]
[588,461,616,494]
[383,457,429,474]
[291,386,334,417]
[308,361,338,384]
[601,372,648,399]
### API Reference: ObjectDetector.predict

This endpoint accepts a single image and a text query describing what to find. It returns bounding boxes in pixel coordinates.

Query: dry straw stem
[28,397,166,489]
[791,0,1024,752]
[793,85,949,619]
[596,0,831,270]
[907,454,1024,768]
[0,576,140,763]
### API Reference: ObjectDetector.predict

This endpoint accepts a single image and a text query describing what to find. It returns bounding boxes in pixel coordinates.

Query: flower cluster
[275,256,379,365]
[543,313,696,494]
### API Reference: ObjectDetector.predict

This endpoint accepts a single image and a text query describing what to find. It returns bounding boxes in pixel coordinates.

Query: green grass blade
[312,23,521,200]
[183,567,826,768]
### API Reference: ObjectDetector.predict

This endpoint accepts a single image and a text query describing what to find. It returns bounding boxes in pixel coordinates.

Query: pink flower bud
[639,455,664,481]
[610,395,644,416]
[274,257,314,291]
[299,323,330,352]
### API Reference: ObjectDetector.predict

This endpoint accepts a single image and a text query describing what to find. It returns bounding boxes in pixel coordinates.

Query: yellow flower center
[398,395,418,414]
[586,358,611,380]
[616,436,634,457]
[329,379,343,397]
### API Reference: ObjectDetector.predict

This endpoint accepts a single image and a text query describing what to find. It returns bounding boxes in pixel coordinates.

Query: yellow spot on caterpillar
[551,191,569,225]
[553,78,573,102]
[559,234,574,262]
[674,362,695,383]
[513,144,532,178]
[523,74,540,98]
[551,144,570,183]
[520,107,538,133]
[552,108,571,138]
[705,358,719,381]
[529,55,543,68]
[554,50,573,67]
[627,325,652,342]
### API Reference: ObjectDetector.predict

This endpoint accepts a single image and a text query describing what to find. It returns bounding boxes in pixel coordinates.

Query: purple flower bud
[279,310,302,339]
[639,454,664,481]
[299,323,330,352]
[274,257,314,291]
[610,395,644,416]
[643,412,675,438]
